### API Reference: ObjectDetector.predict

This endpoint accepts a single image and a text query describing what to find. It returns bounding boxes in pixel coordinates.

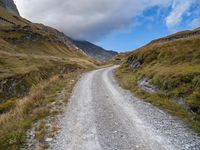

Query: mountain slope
[0,1,117,62]
[116,28,200,132]
[0,0,19,15]
[0,3,99,101]
[0,2,99,149]
[71,40,118,61]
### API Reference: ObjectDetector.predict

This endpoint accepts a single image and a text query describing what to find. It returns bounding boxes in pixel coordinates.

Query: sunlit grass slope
[116,28,200,132]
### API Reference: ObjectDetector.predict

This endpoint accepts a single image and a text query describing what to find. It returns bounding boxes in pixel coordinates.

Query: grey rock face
[127,56,144,70]
[138,78,159,93]
[0,0,20,16]
[138,78,192,113]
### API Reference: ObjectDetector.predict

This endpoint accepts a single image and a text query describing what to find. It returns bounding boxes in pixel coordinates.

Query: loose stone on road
[50,66,200,150]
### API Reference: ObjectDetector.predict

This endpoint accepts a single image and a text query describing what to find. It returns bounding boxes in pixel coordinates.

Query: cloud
[165,0,195,29]
[13,0,183,41]
[13,0,174,41]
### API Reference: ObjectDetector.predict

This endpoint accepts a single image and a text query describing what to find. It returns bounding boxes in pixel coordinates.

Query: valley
[0,0,200,150]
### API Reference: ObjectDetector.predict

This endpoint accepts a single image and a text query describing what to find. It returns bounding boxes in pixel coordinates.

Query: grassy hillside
[0,5,97,149]
[0,5,96,95]
[107,51,131,65]
[0,5,97,107]
[116,28,200,133]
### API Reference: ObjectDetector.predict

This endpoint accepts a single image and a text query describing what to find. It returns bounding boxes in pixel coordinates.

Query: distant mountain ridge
[71,40,118,61]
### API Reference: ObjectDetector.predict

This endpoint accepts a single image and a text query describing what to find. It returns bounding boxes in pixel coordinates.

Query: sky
[14,0,200,52]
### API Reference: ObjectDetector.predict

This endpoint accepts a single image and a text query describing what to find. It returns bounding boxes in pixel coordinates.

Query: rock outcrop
[127,56,144,70]
[0,0,20,16]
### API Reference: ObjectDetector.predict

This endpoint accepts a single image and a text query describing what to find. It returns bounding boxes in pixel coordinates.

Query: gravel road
[50,66,200,150]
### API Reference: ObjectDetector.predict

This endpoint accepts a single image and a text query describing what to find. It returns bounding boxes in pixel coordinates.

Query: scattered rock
[138,78,192,113]
[45,138,53,142]
[25,84,71,149]
[138,78,159,93]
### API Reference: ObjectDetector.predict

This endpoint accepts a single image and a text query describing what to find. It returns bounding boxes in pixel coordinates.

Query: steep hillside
[0,4,98,100]
[0,2,99,149]
[116,28,200,132]
[0,0,19,15]
[71,40,118,61]
[0,5,96,74]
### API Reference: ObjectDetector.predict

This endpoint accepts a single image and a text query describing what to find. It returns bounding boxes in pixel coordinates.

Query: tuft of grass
[35,121,48,142]
[0,98,16,113]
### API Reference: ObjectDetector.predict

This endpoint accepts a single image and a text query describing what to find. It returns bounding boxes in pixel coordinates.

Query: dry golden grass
[0,76,58,125]
[0,71,83,149]
[0,6,97,149]
[0,6,27,26]
[0,5,97,80]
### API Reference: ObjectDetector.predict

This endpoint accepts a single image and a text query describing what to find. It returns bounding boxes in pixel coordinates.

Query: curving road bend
[50,66,200,150]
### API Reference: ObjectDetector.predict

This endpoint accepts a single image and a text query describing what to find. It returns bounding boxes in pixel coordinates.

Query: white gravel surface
[50,66,200,150]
